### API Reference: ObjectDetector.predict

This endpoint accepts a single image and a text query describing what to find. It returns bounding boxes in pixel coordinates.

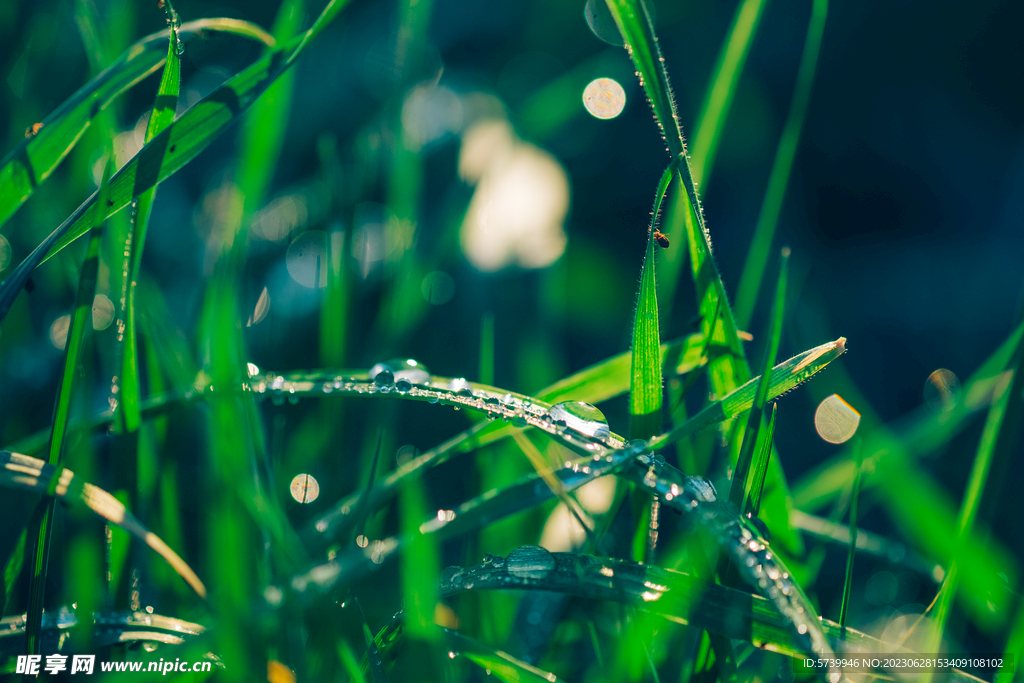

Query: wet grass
[0,0,1021,681]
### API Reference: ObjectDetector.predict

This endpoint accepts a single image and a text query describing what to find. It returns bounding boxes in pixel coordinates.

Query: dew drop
[505,545,556,579]
[370,363,395,387]
[396,379,413,392]
[383,358,431,384]
[548,401,610,439]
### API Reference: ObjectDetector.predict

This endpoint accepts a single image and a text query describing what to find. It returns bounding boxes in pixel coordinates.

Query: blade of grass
[729,248,788,511]
[688,0,768,188]
[648,337,846,450]
[747,402,776,516]
[1,451,205,598]
[734,0,828,329]
[118,22,181,434]
[445,628,568,683]
[0,0,352,325]
[24,157,111,656]
[2,530,26,617]
[630,162,671,440]
[838,438,863,636]
[0,18,272,231]
[926,326,1024,656]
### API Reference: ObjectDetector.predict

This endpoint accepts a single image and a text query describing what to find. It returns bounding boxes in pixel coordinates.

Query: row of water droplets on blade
[239,360,838,679]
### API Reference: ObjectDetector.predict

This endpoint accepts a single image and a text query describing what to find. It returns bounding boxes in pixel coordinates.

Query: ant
[652,229,670,249]
[24,122,43,139]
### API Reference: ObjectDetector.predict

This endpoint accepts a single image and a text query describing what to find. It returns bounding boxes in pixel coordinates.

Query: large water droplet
[449,378,474,396]
[505,545,556,579]
[548,401,610,439]
[369,363,395,387]
[384,358,431,384]
[584,0,625,46]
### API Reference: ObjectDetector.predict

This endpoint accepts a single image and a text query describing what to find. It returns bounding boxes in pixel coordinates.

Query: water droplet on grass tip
[289,474,320,503]
[548,401,610,438]
[583,0,625,45]
[814,394,860,444]
[506,545,556,579]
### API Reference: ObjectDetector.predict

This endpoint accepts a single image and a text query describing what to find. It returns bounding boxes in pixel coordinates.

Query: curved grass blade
[648,337,846,450]
[688,0,768,187]
[118,24,182,434]
[734,0,828,329]
[264,371,840,671]
[1,451,206,599]
[1,531,26,617]
[630,163,672,439]
[0,18,273,231]
[729,248,788,511]
[0,0,353,325]
[790,510,941,577]
[24,158,111,655]
[437,551,978,683]
[927,326,1024,652]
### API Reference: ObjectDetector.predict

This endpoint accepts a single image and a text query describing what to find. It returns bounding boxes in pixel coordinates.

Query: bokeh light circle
[290,474,320,504]
[583,78,626,119]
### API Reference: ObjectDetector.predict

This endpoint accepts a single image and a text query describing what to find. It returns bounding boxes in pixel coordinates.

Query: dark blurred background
[1,0,1022,659]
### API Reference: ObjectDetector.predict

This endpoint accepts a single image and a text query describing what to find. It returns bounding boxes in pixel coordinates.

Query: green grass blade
[729,248,788,511]
[24,157,111,655]
[2,529,26,617]
[0,0,352,325]
[0,451,205,598]
[438,552,978,678]
[648,337,846,450]
[445,628,568,683]
[630,163,672,439]
[120,25,182,434]
[838,439,863,635]
[734,0,828,328]
[0,18,272,231]
[747,402,776,516]
[688,0,768,187]
[928,326,1024,651]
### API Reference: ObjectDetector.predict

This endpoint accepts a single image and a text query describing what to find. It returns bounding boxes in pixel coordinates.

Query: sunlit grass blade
[24,157,111,655]
[1,451,205,598]
[0,18,273,231]
[118,23,182,434]
[648,337,846,450]
[0,0,353,325]
[688,0,768,187]
[927,325,1024,652]
[630,162,672,439]
[445,628,568,683]
[734,0,828,329]
[729,248,788,511]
